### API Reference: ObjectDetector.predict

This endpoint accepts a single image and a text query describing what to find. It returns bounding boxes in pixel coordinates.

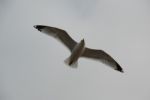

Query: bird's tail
[64,57,78,68]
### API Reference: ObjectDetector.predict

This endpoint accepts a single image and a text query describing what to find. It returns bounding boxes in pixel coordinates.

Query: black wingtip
[33,25,46,31]
[116,63,124,73]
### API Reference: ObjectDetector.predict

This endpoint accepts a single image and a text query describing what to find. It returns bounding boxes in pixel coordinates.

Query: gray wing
[34,25,77,51]
[82,48,123,73]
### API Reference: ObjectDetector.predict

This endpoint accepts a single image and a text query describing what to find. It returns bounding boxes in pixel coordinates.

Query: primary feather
[81,48,123,72]
[34,25,77,51]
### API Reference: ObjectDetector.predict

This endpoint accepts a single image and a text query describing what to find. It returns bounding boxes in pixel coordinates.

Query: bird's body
[34,25,124,73]
[66,39,85,66]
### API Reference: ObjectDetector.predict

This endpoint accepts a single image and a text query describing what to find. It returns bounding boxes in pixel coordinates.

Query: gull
[34,25,124,73]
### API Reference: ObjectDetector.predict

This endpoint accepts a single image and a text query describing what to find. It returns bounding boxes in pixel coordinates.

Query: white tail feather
[70,61,78,68]
[64,57,70,65]
[64,57,78,68]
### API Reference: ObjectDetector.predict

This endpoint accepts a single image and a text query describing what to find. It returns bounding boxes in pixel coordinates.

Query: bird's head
[79,38,85,47]
[81,38,85,43]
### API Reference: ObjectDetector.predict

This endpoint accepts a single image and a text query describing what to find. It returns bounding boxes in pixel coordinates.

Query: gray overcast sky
[0,0,150,100]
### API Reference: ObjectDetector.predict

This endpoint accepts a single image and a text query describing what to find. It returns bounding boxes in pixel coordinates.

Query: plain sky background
[0,0,150,100]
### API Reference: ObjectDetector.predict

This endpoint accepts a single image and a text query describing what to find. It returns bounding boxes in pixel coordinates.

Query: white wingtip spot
[33,25,37,28]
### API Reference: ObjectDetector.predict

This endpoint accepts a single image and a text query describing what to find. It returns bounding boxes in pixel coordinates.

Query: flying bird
[34,25,124,73]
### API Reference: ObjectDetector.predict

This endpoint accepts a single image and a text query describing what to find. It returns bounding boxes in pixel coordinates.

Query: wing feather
[82,48,123,72]
[34,25,77,51]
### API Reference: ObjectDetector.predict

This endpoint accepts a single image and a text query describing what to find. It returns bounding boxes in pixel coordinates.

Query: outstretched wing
[34,25,77,51]
[82,48,123,73]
